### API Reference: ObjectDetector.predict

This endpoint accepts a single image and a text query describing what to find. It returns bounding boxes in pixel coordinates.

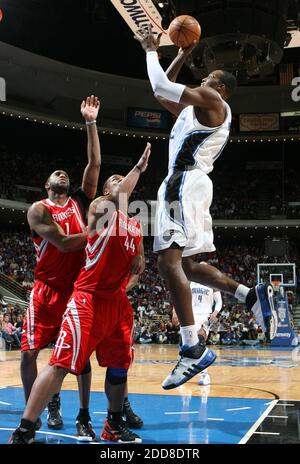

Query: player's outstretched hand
[81,95,100,122]
[134,24,162,53]
[178,40,197,57]
[136,142,151,173]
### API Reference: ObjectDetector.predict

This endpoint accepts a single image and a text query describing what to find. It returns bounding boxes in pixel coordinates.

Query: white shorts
[194,312,211,337]
[153,168,215,257]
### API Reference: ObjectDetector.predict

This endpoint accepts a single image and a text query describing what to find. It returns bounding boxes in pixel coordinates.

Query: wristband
[85,120,97,126]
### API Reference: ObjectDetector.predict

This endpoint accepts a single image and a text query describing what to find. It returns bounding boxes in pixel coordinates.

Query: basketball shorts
[153,169,216,257]
[49,290,134,375]
[21,280,72,352]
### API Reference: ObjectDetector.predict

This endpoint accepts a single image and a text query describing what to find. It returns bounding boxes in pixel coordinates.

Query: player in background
[10,143,151,444]
[20,95,100,440]
[135,27,277,390]
[189,281,222,385]
[173,278,222,385]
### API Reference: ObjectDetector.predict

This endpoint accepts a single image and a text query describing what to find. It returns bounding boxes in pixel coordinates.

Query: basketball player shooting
[135,25,277,390]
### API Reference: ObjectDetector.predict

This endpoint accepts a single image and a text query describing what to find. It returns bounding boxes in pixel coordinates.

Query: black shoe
[47,394,63,430]
[34,417,42,431]
[9,427,35,444]
[100,418,142,443]
[76,417,96,442]
[123,399,143,429]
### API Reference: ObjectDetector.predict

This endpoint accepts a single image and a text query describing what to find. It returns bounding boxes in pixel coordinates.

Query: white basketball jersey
[168,102,231,174]
[191,282,214,315]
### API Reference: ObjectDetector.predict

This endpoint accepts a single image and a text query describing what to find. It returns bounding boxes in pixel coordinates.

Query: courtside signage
[110,0,173,46]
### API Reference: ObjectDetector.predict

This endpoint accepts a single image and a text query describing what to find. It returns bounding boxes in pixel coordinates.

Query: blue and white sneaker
[246,284,278,339]
[162,343,216,390]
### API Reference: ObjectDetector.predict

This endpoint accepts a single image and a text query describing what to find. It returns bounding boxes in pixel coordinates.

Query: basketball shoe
[123,398,143,429]
[100,418,142,443]
[198,370,210,386]
[246,284,278,339]
[76,417,96,442]
[47,393,63,429]
[9,427,35,444]
[162,342,216,390]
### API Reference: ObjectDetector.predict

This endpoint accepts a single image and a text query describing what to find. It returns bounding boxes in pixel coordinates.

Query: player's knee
[80,359,91,375]
[158,254,178,277]
[51,364,69,379]
[106,367,128,385]
[182,257,195,279]
[21,349,39,364]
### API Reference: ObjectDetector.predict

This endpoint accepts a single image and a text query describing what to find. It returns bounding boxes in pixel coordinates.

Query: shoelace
[48,401,59,414]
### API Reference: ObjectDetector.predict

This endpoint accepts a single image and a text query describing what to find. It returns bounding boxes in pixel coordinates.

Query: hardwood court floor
[1,344,300,400]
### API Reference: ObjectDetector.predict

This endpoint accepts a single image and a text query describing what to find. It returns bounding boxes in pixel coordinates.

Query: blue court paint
[0,387,270,444]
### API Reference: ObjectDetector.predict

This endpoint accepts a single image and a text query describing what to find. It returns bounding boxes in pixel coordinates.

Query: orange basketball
[168,15,201,48]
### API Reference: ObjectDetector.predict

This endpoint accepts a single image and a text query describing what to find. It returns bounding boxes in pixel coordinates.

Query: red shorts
[48,290,134,375]
[21,280,72,352]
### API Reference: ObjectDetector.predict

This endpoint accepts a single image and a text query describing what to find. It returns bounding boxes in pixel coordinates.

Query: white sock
[180,325,199,348]
[234,284,250,303]
[201,369,208,376]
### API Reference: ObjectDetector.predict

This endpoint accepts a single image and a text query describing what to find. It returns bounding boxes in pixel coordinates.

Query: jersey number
[124,237,135,253]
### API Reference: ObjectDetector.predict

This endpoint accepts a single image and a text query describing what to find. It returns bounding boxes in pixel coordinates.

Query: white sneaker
[198,373,210,386]
[246,284,278,339]
[162,343,216,390]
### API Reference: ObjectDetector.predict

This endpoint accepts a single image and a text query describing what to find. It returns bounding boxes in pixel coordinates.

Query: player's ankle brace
[106,367,128,385]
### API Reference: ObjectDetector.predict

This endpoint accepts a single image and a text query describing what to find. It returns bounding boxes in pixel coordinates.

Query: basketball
[168,15,201,49]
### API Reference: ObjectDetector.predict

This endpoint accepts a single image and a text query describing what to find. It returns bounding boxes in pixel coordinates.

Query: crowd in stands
[0,234,299,350]
[1,143,300,219]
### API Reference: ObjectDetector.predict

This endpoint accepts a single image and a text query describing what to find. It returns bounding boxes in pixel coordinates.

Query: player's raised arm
[154,43,196,116]
[116,143,151,213]
[28,202,87,253]
[80,95,101,199]
[135,26,223,111]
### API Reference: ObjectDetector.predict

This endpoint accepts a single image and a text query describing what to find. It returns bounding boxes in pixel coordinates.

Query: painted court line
[226,407,252,411]
[268,415,288,419]
[164,411,199,415]
[0,401,12,406]
[253,431,280,436]
[277,403,295,406]
[92,412,107,414]
[238,399,278,444]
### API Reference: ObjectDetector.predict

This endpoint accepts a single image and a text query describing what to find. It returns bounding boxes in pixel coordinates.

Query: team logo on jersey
[54,330,70,357]
[162,229,176,242]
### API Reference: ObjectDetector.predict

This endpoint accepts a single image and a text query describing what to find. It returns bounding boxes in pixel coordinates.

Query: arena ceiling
[0,0,299,83]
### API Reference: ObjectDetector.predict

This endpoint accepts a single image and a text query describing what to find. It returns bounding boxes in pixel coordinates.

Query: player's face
[201,70,224,92]
[46,170,70,194]
[103,175,124,195]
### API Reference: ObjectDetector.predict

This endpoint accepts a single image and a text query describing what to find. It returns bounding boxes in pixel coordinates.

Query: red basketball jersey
[33,194,87,290]
[74,210,142,296]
